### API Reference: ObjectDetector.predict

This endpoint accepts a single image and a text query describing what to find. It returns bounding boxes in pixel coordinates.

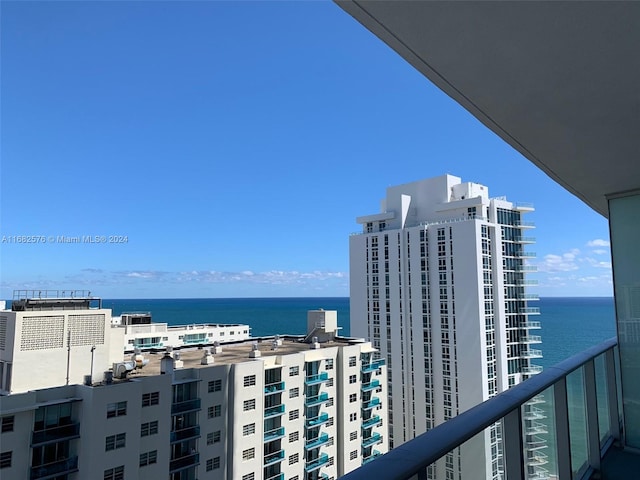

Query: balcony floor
[598,445,640,480]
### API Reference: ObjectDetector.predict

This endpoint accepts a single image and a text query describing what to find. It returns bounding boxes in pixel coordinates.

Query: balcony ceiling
[336,1,640,217]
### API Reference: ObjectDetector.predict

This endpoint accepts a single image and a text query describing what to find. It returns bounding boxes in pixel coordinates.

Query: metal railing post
[584,359,601,471]
[554,377,573,480]
[605,348,621,442]
[503,408,525,480]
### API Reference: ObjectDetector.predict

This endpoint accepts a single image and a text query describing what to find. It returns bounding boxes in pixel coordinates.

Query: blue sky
[1,1,612,299]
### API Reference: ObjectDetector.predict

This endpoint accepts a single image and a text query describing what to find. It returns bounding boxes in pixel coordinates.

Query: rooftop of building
[117,334,372,380]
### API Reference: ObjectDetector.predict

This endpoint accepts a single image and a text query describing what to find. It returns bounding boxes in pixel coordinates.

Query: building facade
[349,175,543,480]
[0,295,388,480]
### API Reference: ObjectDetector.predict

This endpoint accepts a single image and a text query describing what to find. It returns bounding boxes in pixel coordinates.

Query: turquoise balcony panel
[264,404,286,418]
[265,381,285,395]
[362,397,381,410]
[306,413,329,428]
[362,450,382,465]
[305,392,330,407]
[264,450,285,466]
[305,372,329,385]
[362,432,382,448]
[264,426,285,442]
[361,359,385,373]
[305,432,330,450]
[362,415,382,429]
[305,453,329,472]
[361,379,380,392]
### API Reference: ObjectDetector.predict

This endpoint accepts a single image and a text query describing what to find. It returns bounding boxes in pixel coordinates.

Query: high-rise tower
[349,174,544,480]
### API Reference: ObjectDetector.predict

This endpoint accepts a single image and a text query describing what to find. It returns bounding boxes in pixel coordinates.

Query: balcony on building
[264,404,286,418]
[362,415,382,429]
[361,397,380,410]
[264,426,286,443]
[169,452,199,473]
[305,392,330,407]
[171,398,201,415]
[306,412,329,428]
[305,372,329,386]
[304,453,329,472]
[265,381,285,395]
[305,432,330,450]
[264,449,285,466]
[361,359,385,373]
[170,425,201,443]
[30,456,79,480]
[362,432,383,448]
[361,379,380,392]
[31,423,80,446]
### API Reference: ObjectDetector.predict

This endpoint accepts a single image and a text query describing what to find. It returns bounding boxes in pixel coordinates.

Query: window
[327,417,334,426]
[142,392,159,407]
[243,375,256,387]
[243,399,256,411]
[139,450,157,467]
[328,457,334,466]
[242,448,255,460]
[349,356,357,367]
[208,379,222,392]
[327,398,334,407]
[243,423,255,436]
[349,393,357,403]
[350,450,358,460]
[141,420,158,437]
[0,451,11,469]
[104,466,124,480]
[106,401,126,418]
[289,387,299,398]
[350,431,357,441]
[206,457,220,471]
[208,405,221,418]
[289,366,299,376]
[289,453,299,465]
[349,413,357,422]
[327,378,334,387]
[1,416,14,433]
[289,409,299,421]
[325,358,334,370]
[105,433,126,451]
[207,430,221,444]
[289,431,299,442]
[242,474,255,480]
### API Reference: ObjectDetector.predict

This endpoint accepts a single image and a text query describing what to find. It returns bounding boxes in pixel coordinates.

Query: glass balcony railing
[362,415,382,429]
[169,452,199,473]
[305,432,330,450]
[171,398,201,415]
[264,426,285,442]
[31,456,79,480]
[361,379,380,392]
[31,423,80,446]
[170,425,200,443]
[341,338,621,480]
[265,473,284,480]
[264,450,285,466]
[362,397,381,410]
[306,413,329,428]
[264,404,286,418]
[305,453,329,472]
[305,372,329,385]
[362,450,382,465]
[361,359,385,373]
[305,392,330,407]
[362,432,383,448]
[265,381,285,395]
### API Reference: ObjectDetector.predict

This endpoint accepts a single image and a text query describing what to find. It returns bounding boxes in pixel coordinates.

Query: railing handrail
[341,337,617,480]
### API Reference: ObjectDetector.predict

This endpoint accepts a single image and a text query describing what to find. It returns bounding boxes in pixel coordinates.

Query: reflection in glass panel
[567,368,588,477]
[527,386,556,479]
[594,353,611,445]
[609,193,640,449]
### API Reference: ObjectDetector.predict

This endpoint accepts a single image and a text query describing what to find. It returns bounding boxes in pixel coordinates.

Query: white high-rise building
[349,174,543,480]
[0,293,388,480]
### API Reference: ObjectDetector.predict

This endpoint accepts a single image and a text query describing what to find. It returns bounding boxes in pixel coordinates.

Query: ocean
[106,296,616,365]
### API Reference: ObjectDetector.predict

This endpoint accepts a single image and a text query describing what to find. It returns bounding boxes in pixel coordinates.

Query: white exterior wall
[350,175,540,480]
[1,335,388,480]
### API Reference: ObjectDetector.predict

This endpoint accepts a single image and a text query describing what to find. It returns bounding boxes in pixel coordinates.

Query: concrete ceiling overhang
[336,1,640,217]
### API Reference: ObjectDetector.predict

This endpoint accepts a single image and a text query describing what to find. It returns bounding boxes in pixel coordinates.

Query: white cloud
[592,249,608,255]
[585,258,612,269]
[587,239,610,247]
[537,252,580,272]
